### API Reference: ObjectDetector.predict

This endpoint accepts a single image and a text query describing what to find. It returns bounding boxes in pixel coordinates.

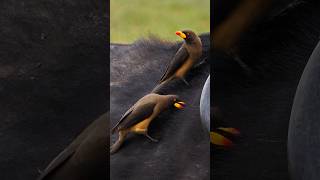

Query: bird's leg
[228,50,252,76]
[145,133,159,142]
[110,130,128,154]
[181,77,190,86]
[193,57,208,69]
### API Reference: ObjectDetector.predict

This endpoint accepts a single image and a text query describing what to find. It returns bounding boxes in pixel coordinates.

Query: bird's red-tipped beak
[174,101,186,109]
[175,31,186,39]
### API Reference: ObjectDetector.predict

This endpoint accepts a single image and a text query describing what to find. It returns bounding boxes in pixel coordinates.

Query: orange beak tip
[175,31,186,39]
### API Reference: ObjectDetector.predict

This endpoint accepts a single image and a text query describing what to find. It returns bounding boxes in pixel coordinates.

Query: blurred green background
[110,0,210,43]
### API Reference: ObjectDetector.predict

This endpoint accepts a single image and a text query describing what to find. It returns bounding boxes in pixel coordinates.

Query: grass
[110,0,210,43]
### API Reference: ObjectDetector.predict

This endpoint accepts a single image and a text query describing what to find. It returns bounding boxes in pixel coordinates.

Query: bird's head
[168,95,186,110]
[175,30,199,44]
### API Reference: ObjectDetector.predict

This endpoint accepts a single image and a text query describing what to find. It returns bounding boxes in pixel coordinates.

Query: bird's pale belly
[129,118,152,134]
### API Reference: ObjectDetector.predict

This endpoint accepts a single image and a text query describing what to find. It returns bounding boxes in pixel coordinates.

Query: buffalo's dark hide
[288,41,320,180]
[213,0,320,179]
[0,1,108,180]
[110,34,210,180]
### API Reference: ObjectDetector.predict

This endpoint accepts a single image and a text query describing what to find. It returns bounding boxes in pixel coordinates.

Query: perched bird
[158,30,202,85]
[110,93,185,154]
[37,112,108,180]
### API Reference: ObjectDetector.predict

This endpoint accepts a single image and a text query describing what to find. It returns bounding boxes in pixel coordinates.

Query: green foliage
[111,0,210,43]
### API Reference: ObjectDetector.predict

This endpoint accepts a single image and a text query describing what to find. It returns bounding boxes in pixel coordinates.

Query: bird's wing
[118,102,156,130]
[111,105,135,133]
[159,46,189,82]
[38,147,76,180]
[37,112,108,180]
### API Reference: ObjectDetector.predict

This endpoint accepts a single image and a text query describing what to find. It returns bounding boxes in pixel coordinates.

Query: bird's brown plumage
[111,102,155,134]
[110,93,183,154]
[159,30,202,84]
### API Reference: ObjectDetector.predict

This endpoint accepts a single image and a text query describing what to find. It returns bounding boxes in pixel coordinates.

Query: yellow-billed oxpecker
[110,93,185,154]
[159,30,202,85]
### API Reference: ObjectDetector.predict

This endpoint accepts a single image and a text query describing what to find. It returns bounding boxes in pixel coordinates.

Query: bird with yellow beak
[159,30,202,85]
[110,93,185,154]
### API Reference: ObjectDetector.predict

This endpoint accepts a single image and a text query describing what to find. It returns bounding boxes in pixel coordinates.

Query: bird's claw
[194,59,207,68]
[181,78,190,86]
[146,134,159,142]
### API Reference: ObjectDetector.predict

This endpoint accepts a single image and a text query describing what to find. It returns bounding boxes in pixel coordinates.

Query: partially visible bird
[110,93,185,154]
[199,76,240,146]
[37,112,108,180]
[211,128,240,147]
[158,30,202,85]
[211,107,240,147]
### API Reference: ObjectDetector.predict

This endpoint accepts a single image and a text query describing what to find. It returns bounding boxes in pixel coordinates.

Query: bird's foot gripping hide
[193,58,208,69]
[132,128,159,142]
[180,77,190,86]
[210,127,240,147]
[145,133,159,142]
